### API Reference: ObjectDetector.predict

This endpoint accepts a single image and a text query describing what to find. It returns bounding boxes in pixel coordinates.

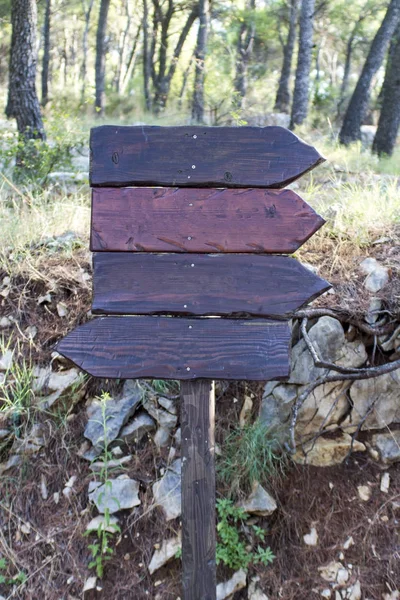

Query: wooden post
[181,379,216,600]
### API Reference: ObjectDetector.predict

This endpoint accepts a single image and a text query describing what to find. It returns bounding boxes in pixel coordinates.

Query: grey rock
[293,433,365,466]
[120,411,156,444]
[238,482,277,516]
[370,431,400,464]
[360,258,389,292]
[248,577,269,599]
[12,423,45,455]
[33,367,85,409]
[153,459,181,521]
[0,429,10,440]
[0,316,12,329]
[360,125,377,147]
[0,349,13,371]
[216,569,247,600]
[289,317,345,384]
[158,396,177,415]
[366,297,382,324]
[85,380,142,450]
[345,368,400,430]
[0,454,22,474]
[148,533,181,574]
[86,515,119,534]
[89,477,140,514]
[143,396,178,447]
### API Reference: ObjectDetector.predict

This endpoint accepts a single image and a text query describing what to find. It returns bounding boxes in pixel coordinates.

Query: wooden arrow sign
[58,125,329,600]
[56,316,291,381]
[92,253,330,317]
[90,125,325,188]
[91,187,324,253]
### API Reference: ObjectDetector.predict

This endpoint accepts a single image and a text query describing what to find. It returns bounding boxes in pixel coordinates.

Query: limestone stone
[119,412,156,444]
[318,561,345,583]
[289,317,345,385]
[153,459,181,521]
[303,526,318,546]
[248,576,269,599]
[370,431,400,464]
[143,396,178,447]
[293,433,365,467]
[88,477,140,514]
[86,515,119,534]
[216,569,247,600]
[157,396,177,415]
[84,380,142,450]
[237,482,277,516]
[346,369,400,430]
[360,258,389,292]
[33,367,85,409]
[0,349,13,371]
[148,534,181,574]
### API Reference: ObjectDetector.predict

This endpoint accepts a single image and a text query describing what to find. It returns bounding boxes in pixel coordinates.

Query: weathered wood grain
[56,316,291,380]
[92,253,330,317]
[90,126,325,188]
[181,380,216,600]
[90,187,325,253]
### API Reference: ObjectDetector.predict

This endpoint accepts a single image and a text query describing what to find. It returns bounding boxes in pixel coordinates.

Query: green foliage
[0,557,27,587]
[83,391,121,579]
[216,498,275,571]
[217,420,287,497]
[0,114,85,188]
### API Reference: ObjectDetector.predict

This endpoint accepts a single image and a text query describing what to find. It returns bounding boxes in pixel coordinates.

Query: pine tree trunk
[142,0,152,111]
[234,0,256,109]
[372,23,400,156]
[275,0,298,113]
[339,0,400,145]
[290,0,315,128]
[192,0,209,123]
[95,0,111,115]
[80,0,95,103]
[41,0,51,107]
[6,0,45,141]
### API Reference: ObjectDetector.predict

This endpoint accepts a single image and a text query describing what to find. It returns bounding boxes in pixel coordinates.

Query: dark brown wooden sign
[58,125,329,600]
[57,316,291,380]
[90,125,325,188]
[91,187,324,253]
[92,253,330,317]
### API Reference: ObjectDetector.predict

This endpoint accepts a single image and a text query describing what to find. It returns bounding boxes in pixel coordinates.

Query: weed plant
[216,498,275,570]
[84,391,121,578]
[217,420,286,498]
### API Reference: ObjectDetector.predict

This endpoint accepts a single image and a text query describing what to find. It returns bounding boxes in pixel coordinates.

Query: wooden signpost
[58,125,328,600]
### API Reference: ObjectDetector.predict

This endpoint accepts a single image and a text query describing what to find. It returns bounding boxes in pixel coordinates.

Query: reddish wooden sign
[58,125,328,600]
[91,187,324,253]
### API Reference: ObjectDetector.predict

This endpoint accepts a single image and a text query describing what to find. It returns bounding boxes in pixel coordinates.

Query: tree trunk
[290,0,315,128]
[339,0,400,145]
[95,0,111,115]
[152,4,198,113]
[372,23,400,156]
[192,0,209,123]
[6,0,45,141]
[275,0,298,113]
[121,24,142,94]
[41,0,51,107]
[80,0,95,103]
[142,0,152,111]
[178,54,194,108]
[234,0,256,109]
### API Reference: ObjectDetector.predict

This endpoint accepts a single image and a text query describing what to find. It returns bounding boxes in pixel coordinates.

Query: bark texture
[290,0,315,128]
[80,0,95,102]
[275,0,298,113]
[142,0,152,110]
[372,23,400,156]
[339,0,400,145]
[95,0,111,115]
[41,0,51,107]
[192,0,209,122]
[233,0,256,109]
[6,0,45,140]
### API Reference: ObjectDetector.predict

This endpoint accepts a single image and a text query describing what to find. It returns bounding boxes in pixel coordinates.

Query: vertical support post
[181,379,216,600]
